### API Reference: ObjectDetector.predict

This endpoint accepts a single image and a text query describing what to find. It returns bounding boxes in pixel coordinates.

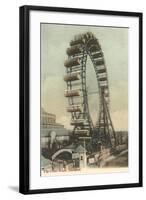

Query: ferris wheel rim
[64,32,110,139]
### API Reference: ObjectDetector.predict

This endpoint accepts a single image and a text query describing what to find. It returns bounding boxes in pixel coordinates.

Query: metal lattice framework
[64,32,116,148]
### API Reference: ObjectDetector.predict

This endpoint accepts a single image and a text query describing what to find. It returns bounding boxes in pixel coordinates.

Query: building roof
[41,107,55,117]
[75,145,86,153]
[65,144,86,153]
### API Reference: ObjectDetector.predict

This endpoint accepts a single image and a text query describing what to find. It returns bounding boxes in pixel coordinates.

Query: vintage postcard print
[40,23,128,176]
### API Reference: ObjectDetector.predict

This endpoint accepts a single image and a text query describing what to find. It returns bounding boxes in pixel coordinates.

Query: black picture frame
[19,5,143,194]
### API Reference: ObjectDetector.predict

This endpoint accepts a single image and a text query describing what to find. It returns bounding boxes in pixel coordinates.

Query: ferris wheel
[64,32,116,148]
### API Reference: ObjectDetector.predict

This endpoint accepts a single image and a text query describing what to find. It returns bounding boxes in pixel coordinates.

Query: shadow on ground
[8,186,19,193]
